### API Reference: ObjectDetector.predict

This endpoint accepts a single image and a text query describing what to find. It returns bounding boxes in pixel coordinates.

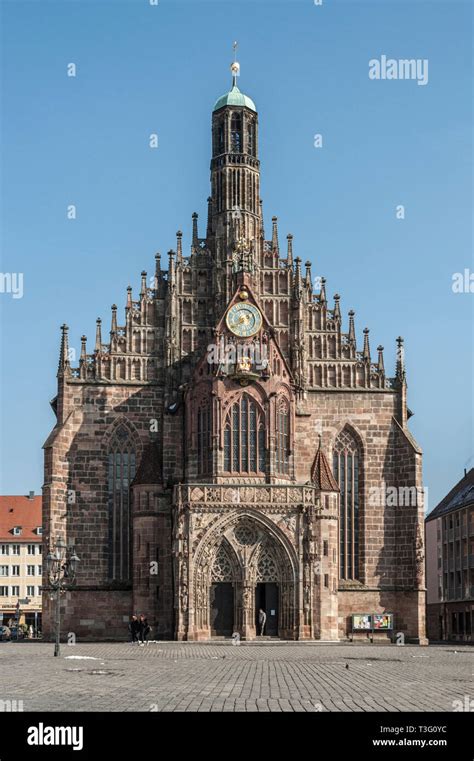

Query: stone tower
[43,57,427,643]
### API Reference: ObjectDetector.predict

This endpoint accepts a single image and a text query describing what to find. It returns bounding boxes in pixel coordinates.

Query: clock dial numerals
[226,303,263,337]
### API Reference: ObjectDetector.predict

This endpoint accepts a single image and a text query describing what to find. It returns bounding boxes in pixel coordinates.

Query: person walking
[138,614,151,645]
[258,608,267,636]
[129,614,140,643]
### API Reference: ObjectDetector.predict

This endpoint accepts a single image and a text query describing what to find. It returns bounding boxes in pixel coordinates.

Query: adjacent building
[43,61,427,642]
[0,493,43,633]
[425,468,474,642]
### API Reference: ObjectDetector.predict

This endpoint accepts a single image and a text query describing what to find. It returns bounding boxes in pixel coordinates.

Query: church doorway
[210,582,234,636]
[255,582,279,636]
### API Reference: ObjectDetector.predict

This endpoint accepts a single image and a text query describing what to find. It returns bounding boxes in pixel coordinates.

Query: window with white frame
[11,585,20,596]
[27,586,35,596]
[0,586,8,596]
[11,566,20,576]
[37,565,42,575]
[13,527,22,536]
[11,545,20,555]
[27,566,35,576]
[0,566,8,576]
[37,527,43,535]
[27,544,36,555]
[0,545,9,556]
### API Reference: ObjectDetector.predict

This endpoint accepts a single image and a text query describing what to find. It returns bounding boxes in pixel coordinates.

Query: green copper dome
[213,84,256,113]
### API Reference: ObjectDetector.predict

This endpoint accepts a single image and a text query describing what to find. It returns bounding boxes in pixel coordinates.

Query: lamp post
[46,537,80,657]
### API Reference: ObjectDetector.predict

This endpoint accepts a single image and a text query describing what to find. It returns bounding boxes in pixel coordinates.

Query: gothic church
[43,61,427,642]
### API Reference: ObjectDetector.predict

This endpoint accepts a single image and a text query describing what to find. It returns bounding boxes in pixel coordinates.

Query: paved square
[0,642,471,712]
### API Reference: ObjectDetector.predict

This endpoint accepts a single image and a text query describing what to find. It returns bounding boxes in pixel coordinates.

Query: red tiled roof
[311,446,339,492]
[0,495,42,541]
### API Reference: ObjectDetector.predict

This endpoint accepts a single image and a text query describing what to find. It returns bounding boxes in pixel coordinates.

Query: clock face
[226,303,263,337]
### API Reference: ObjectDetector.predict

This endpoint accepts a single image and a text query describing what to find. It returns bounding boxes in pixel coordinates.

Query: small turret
[57,324,71,378]
[286,234,293,268]
[363,328,371,362]
[348,310,356,345]
[377,345,385,374]
[95,318,102,352]
[294,257,302,299]
[192,212,199,249]
[271,216,279,255]
[111,304,117,334]
[305,261,312,293]
[319,277,327,305]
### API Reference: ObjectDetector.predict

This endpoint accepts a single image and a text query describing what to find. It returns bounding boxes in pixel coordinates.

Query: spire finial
[58,324,71,377]
[192,212,199,248]
[111,304,117,333]
[396,336,405,382]
[377,345,385,375]
[95,318,102,352]
[231,42,240,87]
[348,310,355,344]
[363,327,371,362]
[286,234,293,267]
[271,216,279,255]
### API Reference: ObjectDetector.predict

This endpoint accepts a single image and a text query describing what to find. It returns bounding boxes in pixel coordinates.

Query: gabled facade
[43,62,427,642]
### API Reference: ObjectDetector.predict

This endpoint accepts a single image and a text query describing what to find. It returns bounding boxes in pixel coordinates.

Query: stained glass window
[224,395,265,474]
[333,429,361,580]
[276,400,290,474]
[197,403,212,475]
[108,429,136,581]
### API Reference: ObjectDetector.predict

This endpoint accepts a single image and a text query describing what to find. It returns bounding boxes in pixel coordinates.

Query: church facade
[43,63,427,642]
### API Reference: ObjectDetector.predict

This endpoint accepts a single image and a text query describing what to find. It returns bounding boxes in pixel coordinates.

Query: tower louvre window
[218,121,225,154]
[197,403,212,475]
[231,113,242,152]
[333,429,361,580]
[107,428,136,582]
[247,121,255,156]
[224,395,266,475]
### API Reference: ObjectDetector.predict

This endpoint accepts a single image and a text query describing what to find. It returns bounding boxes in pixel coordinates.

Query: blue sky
[0,0,472,511]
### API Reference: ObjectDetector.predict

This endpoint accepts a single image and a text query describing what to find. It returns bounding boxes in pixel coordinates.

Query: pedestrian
[129,614,140,643]
[138,614,151,645]
[258,608,266,636]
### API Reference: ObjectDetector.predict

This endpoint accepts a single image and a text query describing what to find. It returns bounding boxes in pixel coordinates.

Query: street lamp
[46,537,80,657]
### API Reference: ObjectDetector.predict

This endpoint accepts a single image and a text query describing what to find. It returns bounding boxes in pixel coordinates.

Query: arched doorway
[254,541,281,636]
[190,512,297,640]
[209,543,235,636]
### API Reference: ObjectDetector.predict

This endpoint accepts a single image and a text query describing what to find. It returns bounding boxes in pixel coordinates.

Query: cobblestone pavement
[0,641,471,712]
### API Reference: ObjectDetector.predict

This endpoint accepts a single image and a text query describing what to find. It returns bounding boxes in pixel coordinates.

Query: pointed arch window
[247,121,255,157]
[231,113,242,152]
[275,399,290,475]
[218,120,225,154]
[224,395,265,474]
[107,427,136,581]
[197,402,212,475]
[333,429,361,580]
